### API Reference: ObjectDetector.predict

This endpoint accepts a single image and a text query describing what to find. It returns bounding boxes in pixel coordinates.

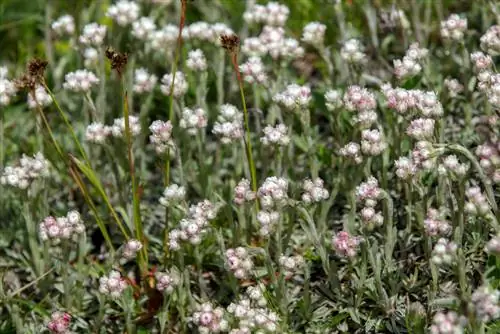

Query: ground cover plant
[0,0,500,332]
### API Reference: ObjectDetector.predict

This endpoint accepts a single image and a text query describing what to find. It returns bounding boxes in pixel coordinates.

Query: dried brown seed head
[27,58,48,80]
[220,34,240,54]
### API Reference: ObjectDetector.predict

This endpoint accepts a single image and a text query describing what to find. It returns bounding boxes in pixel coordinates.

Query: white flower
[51,15,75,36]
[149,120,174,154]
[27,86,52,109]
[179,107,207,135]
[301,22,326,46]
[159,184,185,206]
[341,39,365,63]
[133,68,157,93]
[99,270,127,298]
[106,0,140,26]
[111,116,141,138]
[212,104,243,144]
[132,17,156,40]
[79,23,107,46]
[260,124,289,146]
[186,49,207,72]
[63,69,99,92]
[160,71,188,97]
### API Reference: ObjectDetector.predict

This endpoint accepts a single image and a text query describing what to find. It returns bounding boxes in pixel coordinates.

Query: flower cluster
[39,210,85,242]
[212,104,244,144]
[234,179,256,205]
[160,71,188,97]
[444,78,464,97]
[240,57,267,85]
[340,39,366,64]
[0,75,16,106]
[424,208,451,237]
[1,152,50,189]
[168,200,219,250]
[226,247,254,279]
[47,311,71,334]
[356,177,384,228]
[99,270,128,298]
[411,141,437,170]
[438,155,469,177]
[343,85,376,113]
[465,186,490,216]
[148,25,178,52]
[273,84,311,111]
[339,142,363,164]
[301,22,326,46]
[159,184,186,207]
[155,270,179,294]
[301,178,329,204]
[471,285,500,322]
[243,2,289,26]
[480,25,500,55]
[111,116,141,138]
[486,235,500,256]
[279,254,305,278]
[429,311,467,334]
[260,123,289,147]
[149,120,174,154]
[431,238,457,266]
[131,17,156,40]
[133,68,157,93]
[407,118,435,140]
[63,69,99,92]
[361,129,387,155]
[246,26,304,59]
[180,107,208,135]
[27,86,52,109]
[122,239,143,259]
[51,15,75,36]
[186,49,207,72]
[85,122,111,143]
[106,0,140,26]
[332,231,363,258]
[476,142,500,183]
[393,43,428,79]
[79,23,107,46]
[440,14,467,41]
[192,302,229,334]
[394,156,418,179]
[324,89,343,111]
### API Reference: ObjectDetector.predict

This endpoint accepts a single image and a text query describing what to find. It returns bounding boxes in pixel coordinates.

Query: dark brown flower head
[105,46,128,77]
[27,58,48,79]
[15,74,37,91]
[220,34,240,54]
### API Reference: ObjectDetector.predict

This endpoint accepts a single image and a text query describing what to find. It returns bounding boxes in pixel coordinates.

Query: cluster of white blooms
[465,186,491,216]
[234,179,256,205]
[227,287,280,333]
[85,122,111,143]
[273,84,311,111]
[353,109,378,128]
[356,176,382,206]
[79,23,107,46]
[476,142,500,183]
[260,124,289,146]
[241,37,268,57]
[332,231,363,258]
[243,2,289,26]
[226,247,254,279]
[407,118,435,140]
[279,254,305,278]
[63,69,99,92]
[339,142,363,164]
[444,78,464,97]
[256,210,280,236]
[192,302,229,334]
[148,25,178,52]
[243,26,303,59]
[380,84,418,114]
[240,57,267,84]
[438,155,469,177]
[480,25,500,55]
[393,43,428,79]
[132,17,156,40]
[340,39,366,64]
[343,85,376,113]
[361,129,387,156]
[184,22,234,45]
[440,14,467,41]
[106,0,140,26]
[133,68,157,93]
[471,51,493,72]
[1,152,50,189]
[429,311,467,334]
[212,104,244,144]
[186,49,207,72]
[122,239,143,259]
[149,120,174,154]
[160,71,188,97]
[111,116,141,138]
[431,238,457,265]
[155,270,179,294]
[180,107,208,135]
[51,15,75,36]
[411,141,437,170]
[301,22,326,46]
[83,48,99,68]
[159,184,185,207]
[486,235,500,255]
[394,156,417,179]
[301,178,329,204]
[47,311,71,334]
[257,177,288,235]
[27,86,53,109]
[424,208,451,237]
[471,285,500,322]
[0,75,16,106]
[324,89,343,111]
[359,206,384,229]
[416,91,443,117]
[39,211,85,242]
[99,270,128,298]
[168,200,218,250]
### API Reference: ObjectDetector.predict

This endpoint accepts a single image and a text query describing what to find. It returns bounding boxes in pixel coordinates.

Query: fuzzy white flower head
[106,0,140,26]
[440,14,467,41]
[155,270,178,293]
[159,184,185,207]
[273,84,311,111]
[79,23,107,46]
[186,49,207,72]
[132,16,156,40]
[260,124,289,146]
[148,25,178,52]
[85,122,111,144]
[343,85,376,112]
[361,129,387,156]
[226,247,254,279]
[160,71,188,97]
[133,68,157,93]
[210,23,234,45]
[394,156,417,180]
[302,178,329,204]
[0,77,16,106]
[111,116,141,138]
[339,142,363,164]
[470,51,493,71]
[99,270,128,298]
[257,176,288,209]
[481,25,500,55]
[431,238,457,265]
[257,210,280,236]
[429,311,467,334]
[63,69,99,92]
[184,22,213,41]
[471,285,500,322]
[241,37,268,57]
[341,39,365,64]
[122,239,143,259]
[83,48,99,68]
[415,91,443,117]
[149,120,174,154]
[179,107,207,135]
[407,118,435,140]
[234,179,256,205]
[27,86,52,109]
[212,104,244,144]
[444,78,464,98]
[325,89,343,110]
[192,302,229,333]
[244,2,289,26]
[240,57,267,84]
[51,15,75,36]
[302,22,326,46]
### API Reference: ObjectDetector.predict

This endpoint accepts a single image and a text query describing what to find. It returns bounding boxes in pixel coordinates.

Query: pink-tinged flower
[332,231,363,258]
